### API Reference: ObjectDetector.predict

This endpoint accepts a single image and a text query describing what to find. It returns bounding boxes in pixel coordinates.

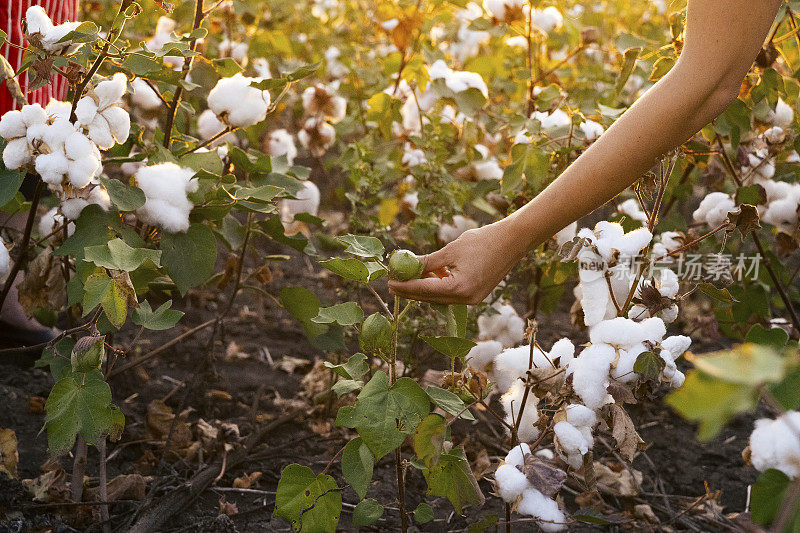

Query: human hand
[387,221,525,305]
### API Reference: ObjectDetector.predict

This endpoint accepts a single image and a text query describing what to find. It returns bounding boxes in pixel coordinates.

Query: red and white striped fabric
[0,0,79,113]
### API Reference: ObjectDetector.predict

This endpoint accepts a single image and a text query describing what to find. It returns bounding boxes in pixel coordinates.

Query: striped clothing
[0,0,79,112]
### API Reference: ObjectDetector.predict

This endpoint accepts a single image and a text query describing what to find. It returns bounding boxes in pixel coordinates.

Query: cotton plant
[297,117,336,157]
[401,143,427,167]
[279,180,321,235]
[477,301,527,350]
[130,78,162,112]
[429,60,489,98]
[692,192,737,228]
[145,17,185,70]
[301,84,347,124]
[484,0,527,23]
[553,404,597,469]
[493,338,574,392]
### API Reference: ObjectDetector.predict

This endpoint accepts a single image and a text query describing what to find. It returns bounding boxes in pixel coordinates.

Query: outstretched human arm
[389,0,782,304]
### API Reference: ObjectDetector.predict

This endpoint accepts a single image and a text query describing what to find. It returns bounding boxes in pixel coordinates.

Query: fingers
[388,275,466,304]
[420,247,452,274]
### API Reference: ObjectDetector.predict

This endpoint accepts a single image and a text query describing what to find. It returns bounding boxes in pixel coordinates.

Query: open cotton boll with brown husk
[401,143,427,167]
[279,181,320,236]
[207,74,271,129]
[628,268,680,323]
[297,117,336,157]
[484,0,527,23]
[74,73,131,150]
[501,380,540,441]
[301,85,347,124]
[24,6,83,55]
[492,338,573,393]
[428,59,489,97]
[692,191,737,228]
[767,97,795,128]
[264,129,298,165]
[553,404,597,469]
[531,6,564,33]
[32,118,102,190]
[134,163,199,233]
[38,207,74,241]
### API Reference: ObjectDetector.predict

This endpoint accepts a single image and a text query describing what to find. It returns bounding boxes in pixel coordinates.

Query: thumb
[420,247,452,274]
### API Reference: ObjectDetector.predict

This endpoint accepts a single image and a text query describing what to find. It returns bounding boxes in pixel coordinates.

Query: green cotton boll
[70,335,105,373]
[388,249,424,281]
[359,313,392,355]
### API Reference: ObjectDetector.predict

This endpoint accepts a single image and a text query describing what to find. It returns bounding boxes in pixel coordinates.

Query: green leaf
[687,344,786,385]
[336,234,385,259]
[274,464,341,533]
[36,337,75,381]
[100,177,146,211]
[319,257,372,283]
[698,282,736,303]
[422,449,484,514]
[44,369,121,455]
[770,366,800,411]
[0,153,24,208]
[745,324,789,349]
[633,351,664,382]
[414,413,447,468]
[413,502,434,524]
[311,302,364,326]
[614,47,641,98]
[132,300,184,330]
[352,498,383,527]
[341,437,373,500]
[84,238,162,271]
[234,185,283,202]
[665,370,758,440]
[160,223,218,295]
[280,286,320,321]
[55,205,123,260]
[421,336,476,360]
[453,87,486,116]
[324,353,368,380]
[750,469,793,526]
[82,273,130,328]
[467,515,499,533]
[648,56,675,81]
[426,386,475,420]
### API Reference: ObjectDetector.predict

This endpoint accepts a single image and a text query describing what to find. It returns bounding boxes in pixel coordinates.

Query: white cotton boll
[0,238,9,281]
[769,97,794,128]
[749,412,800,478]
[692,192,736,227]
[197,109,228,143]
[567,343,616,409]
[788,150,800,163]
[555,222,577,248]
[279,181,320,232]
[579,120,604,141]
[660,335,691,360]
[131,78,162,111]
[518,488,567,531]
[266,129,297,165]
[670,370,685,388]
[75,96,98,125]
[35,151,69,185]
[593,221,652,260]
[88,186,111,210]
[494,344,554,392]
[565,404,596,429]
[505,443,531,468]
[617,198,648,224]
[135,163,198,233]
[549,338,575,367]
[155,16,176,35]
[42,21,82,54]
[657,268,679,298]
[3,138,32,169]
[301,85,347,123]
[473,158,503,180]
[0,110,27,139]
[402,144,426,167]
[38,208,65,238]
[87,113,114,149]
[660,231,682,251]
[501,381,540,441]
[536,448,555,460]
[429,59,452,81]
[660,305,679,323]
[494,464,529,502]
[531,6,564,33]
[446,71,489,97]
[466,340,503,369]
[611,343,646,383]
[208,74,271,128]
[61,198,89,220]
[438,215,479,243]
[484,0,526,21]
[532,109,570,129]
[554,421,589,468]
[478,303,526,348]
[45,100,72,121]
[297,118,336,156]
[590,317,663,348]
[763,197,800,231]
[764,126,787,144]
[506,35,528,48]
[25,6,54,35]
[103,105,131,143]
[252,58,271,79]
[21,104,48,128]
[94,73,128,109]
[380,18,400,31]
[579,276,612,328]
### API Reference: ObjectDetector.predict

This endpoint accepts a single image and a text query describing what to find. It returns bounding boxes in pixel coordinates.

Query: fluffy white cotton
[301,85,347,124]
[579,119,604,141]
[60,197,89,220]
[495,464,529,502]
[0,104,50,169]
[25,6,82,54]
[531,6,564,33]
[567,343,616,409]
[591,221,653,261]
[197,109,237,147]
[749,412,800,478]
[429,60,489,97]
[478,303,526,348]
[252,58,272,79]
[484,0,526,21]
[768,97,794,128]
[659,335,691,387]
[146,17,184,70]
[589,317,666,349]
[297,117,336,157]
[555,222,577,248]
[135,163,198,233]
[518,488,567,531]
[265,129,298,165]
[692,192,736,227]
[74,73,131,149]
[208,74,271,128]
[131,78,162,111]
[33,120,101,189]
[532,109,570,129]
[764,126,787,144]
[494,344,559,393]
[554,421,589,468]
[438,215,479,243]
[473,158,503,180]
[467,339,504,369]
[504,443,531,468]
[279,181,320,233]
[0,238,10,281]
[628,269,680,323]
[501,380,540,442]
[402,144,427,167]
[38,207,70,240]
[617,198,648,224]
[219,39,248,63]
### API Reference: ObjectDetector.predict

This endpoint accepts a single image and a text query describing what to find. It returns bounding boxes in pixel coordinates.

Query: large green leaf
[274,464,341,532]
[414,413,447,468]
[82,272,132,328]
[160,223,217,295]
[686,344,786,386]
[311,302,364,326]
[336,234,385,259]
[84,238,162,272]
[341,437,373,500]
[422,449,485,514]
[421,336,476,360]
[750,469,796,527]
[100,177,146,211]
[132,300,184,330]
[55,205,123,260]
[352,498,383,527]
[319,258,386,283]
[426,386,475,420]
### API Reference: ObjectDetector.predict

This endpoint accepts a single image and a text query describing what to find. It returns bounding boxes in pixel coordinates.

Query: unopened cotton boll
[466,340,504,369]
[208,74,271,128]
[131,78,162,111]
[531,6,564,33]
[135,163,198,233]
[494,464,529,502]
[438,215,479,243]
[280,181,320,233]
[517,488,567,532]
[579,119,604,141]
[749,412,800,478]
[692,192,736,227]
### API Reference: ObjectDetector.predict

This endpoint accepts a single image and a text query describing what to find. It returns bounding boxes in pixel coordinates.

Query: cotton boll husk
[749,412,800,478]
[279,181,320,232]
[438,215,479,243]
[504,443,531,468]
[579,119,604,141]
[567,343,616,409]
[466,340,503,369]
[517,488,567,531]
[131,78,162,110]
[3,137,32,169]
[0,110,27,139]
[25,6,54,35]
[265,129,297,165]
[494,464,529,502]
[297,118,336,156]
[484,0,526,21]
